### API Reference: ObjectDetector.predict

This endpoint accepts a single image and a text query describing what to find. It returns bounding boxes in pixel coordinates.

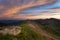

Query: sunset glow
[0,0,60,20]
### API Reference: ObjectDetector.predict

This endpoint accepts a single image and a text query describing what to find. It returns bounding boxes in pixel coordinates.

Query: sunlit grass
[0,22,42,40]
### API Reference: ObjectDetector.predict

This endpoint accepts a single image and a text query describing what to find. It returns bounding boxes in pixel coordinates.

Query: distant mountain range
[0,18,60,26]
[32,18,60,28]
[0,20,24,26]
[33,18,60,25]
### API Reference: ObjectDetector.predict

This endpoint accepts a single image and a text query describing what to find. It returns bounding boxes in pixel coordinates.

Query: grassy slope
[0,21,60,40]
[32,21,60,40]
[0,22,42,40]
[36,22,60,37]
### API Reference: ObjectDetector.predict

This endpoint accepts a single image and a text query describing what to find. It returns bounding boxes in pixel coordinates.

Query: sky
[0,0,60,20]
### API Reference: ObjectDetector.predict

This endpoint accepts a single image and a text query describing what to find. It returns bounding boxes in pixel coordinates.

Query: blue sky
[21,0,60,15]
[0,0,60,20]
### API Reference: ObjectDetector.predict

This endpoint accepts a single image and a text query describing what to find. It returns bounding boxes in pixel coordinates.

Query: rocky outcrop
[0,26,21,36]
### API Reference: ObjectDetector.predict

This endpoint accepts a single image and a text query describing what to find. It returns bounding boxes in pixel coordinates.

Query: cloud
[0,0,60,20]
[23,12,60,20]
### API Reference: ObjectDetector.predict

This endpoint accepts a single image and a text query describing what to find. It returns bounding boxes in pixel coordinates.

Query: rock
[0,26,21,36]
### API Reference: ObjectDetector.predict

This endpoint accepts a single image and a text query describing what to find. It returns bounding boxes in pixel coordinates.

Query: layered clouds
[0,0,60,20]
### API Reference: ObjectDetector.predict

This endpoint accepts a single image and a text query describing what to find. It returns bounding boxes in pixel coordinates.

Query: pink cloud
[0,0,59,20]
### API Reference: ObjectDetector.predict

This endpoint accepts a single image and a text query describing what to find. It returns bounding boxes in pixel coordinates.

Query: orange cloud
[0,5,4,9]
[1,0,56,16]
[0,0,59,20]
[6,12,59,20]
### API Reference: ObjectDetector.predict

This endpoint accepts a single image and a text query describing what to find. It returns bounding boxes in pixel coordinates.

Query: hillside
[0,18,60,40]
[0,21,42,40]
[33,18,60,37]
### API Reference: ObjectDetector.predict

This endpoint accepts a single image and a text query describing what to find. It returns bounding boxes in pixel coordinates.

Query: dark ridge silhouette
[0,20,24,26]
[0,18,60,27]
[32,18,60,28]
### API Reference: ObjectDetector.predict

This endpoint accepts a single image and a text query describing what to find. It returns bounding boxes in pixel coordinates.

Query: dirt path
[27,21,59,40]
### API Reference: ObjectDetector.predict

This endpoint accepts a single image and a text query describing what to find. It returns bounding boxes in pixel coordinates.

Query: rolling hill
[0,18,60,40]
